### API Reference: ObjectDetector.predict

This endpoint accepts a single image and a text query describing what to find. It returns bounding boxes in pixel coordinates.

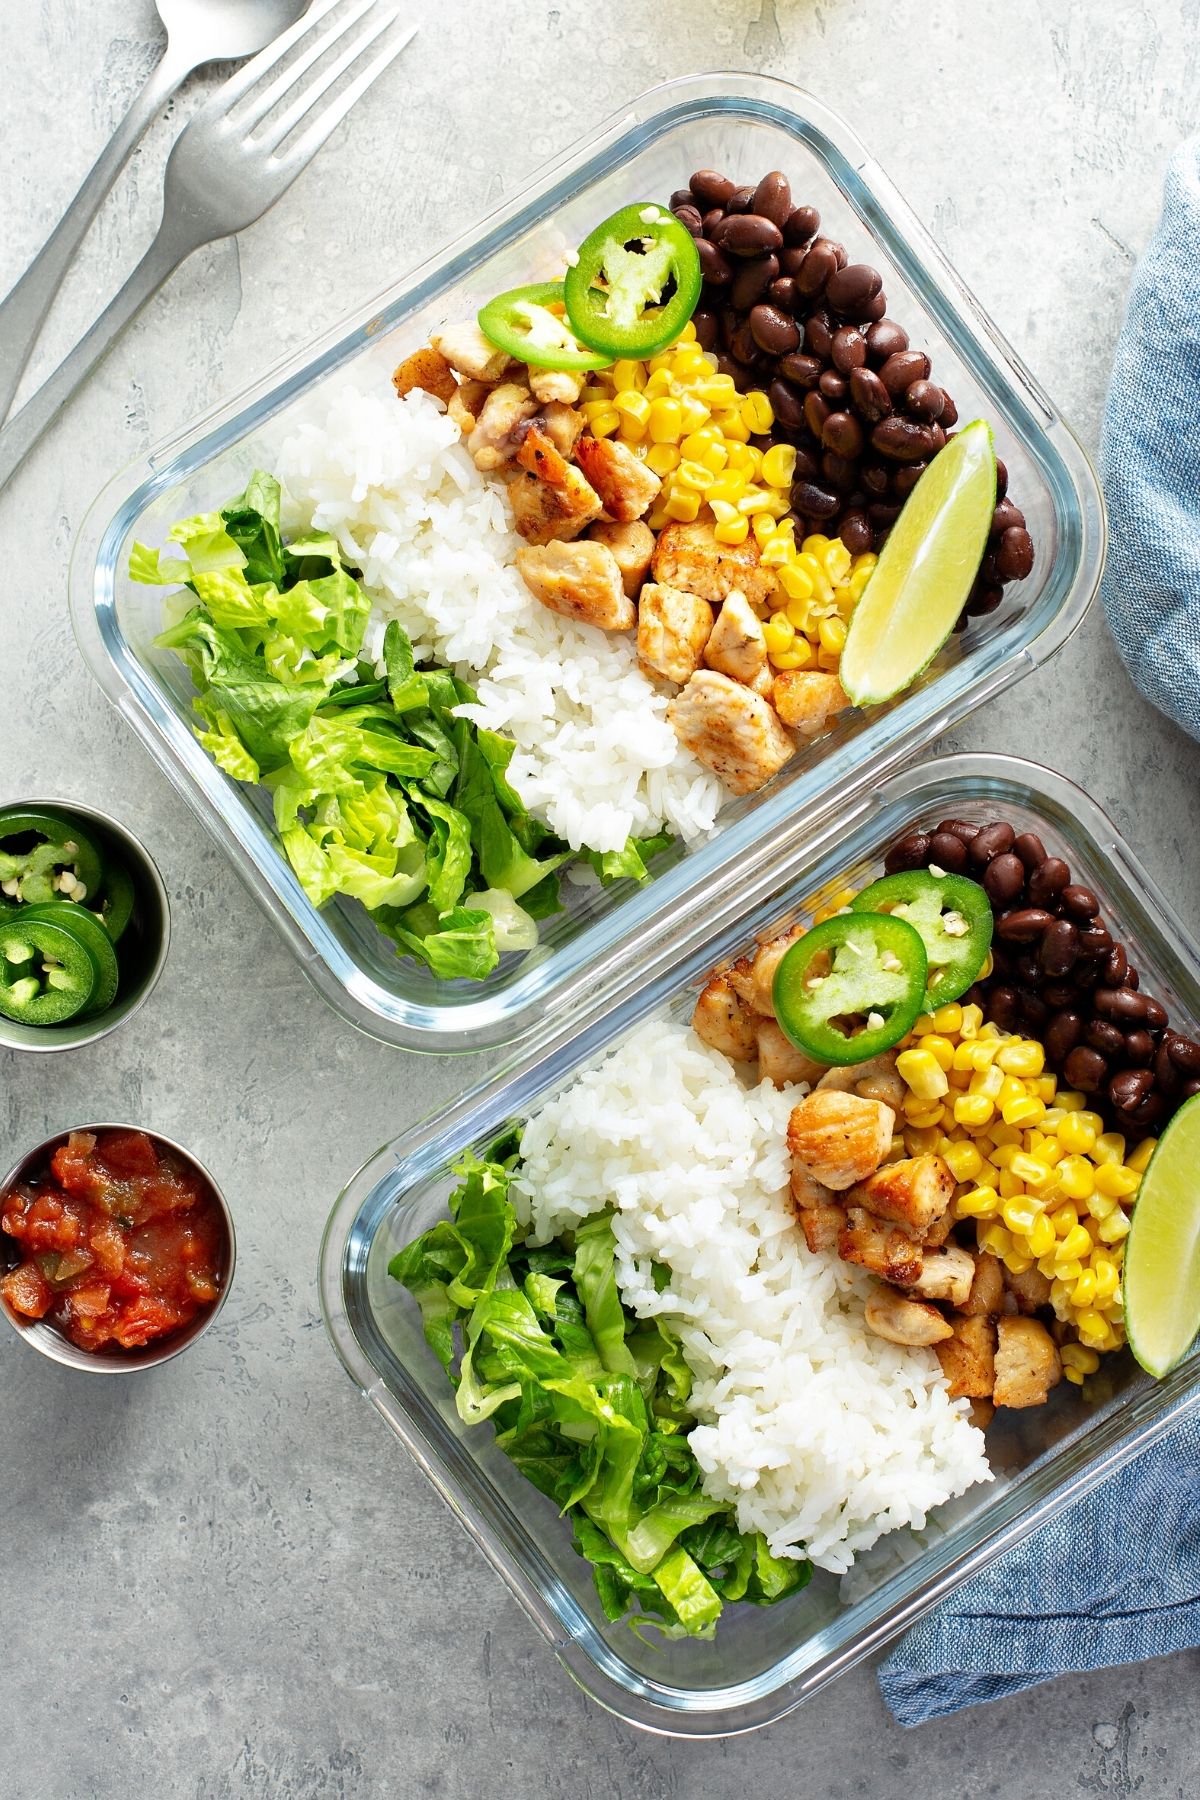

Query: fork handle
[0,212,206,497]
[0,40,195,423]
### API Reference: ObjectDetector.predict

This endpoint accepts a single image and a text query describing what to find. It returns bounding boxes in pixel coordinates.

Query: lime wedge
[839,419,997,706]
[1124,1095,1200,1378]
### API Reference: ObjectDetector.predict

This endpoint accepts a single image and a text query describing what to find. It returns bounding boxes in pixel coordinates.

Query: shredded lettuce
[136,470,675,980]
[390,1150,812,1637]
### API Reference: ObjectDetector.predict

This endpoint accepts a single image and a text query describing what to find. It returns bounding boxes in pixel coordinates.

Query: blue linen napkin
[878,139,1200,1727]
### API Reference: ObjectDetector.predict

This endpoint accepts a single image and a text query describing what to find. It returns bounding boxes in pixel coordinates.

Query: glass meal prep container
[71,74,1103,1054]
[320,753,1200,1737]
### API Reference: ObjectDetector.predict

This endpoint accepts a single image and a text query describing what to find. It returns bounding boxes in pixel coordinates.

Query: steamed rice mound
[277,386,723,856]
[513,1017,991,1574]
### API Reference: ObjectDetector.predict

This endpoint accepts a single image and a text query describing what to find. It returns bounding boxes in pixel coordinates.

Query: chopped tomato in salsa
[0,1129,226,1351]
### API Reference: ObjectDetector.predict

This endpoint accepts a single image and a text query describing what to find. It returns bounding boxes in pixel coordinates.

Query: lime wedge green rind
[1124,1094,1200,1378]
[839,418,997,707]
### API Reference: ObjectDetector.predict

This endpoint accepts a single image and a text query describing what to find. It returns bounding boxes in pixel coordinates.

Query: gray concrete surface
[3,1,1200,1794]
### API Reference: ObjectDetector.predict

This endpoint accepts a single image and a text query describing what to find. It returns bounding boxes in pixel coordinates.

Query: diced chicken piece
[796,1201,849,1254]
[907,1245,976,1308]
[575,435,662,522]
[961,1252,1005,1318]
[755,1017,826,1089]
[728,922,806,1019]
[1004,1265,1053,1315]
[773,671,850,739]
[923,1208,956,1247]
[817,1052,906,1114]
[392,345,458,405]
[968,1397,996,1431]
[515,420,572,486]
[507,468,604,544]
[528,365,586,405]
[837,1208,925,1285]
[537,401,585,459]
[516,540,633,630]
[589,519,655,597]
[993,1316,1062,1409]
[788,1090,895,1191]
[791,1162,837,1211]
[703,589,769,687]
[864,1284,955,1347]
[749,664,775,697]
[847,1154,955,1239]
[935,1315,997,1400]
[431,321,514,383]
[667,671,796,796]
[467,382,539,471]
[691,972,757,1062]
[447,377,490,435]
[652,521,776,607]
[637,583,713,684]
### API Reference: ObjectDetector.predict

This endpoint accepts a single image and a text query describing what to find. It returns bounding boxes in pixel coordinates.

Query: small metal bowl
[0,796,170,1053]
[0,1124,235,1372]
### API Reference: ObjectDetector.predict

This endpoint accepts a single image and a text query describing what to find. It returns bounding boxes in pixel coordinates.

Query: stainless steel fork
[0,0,416,495]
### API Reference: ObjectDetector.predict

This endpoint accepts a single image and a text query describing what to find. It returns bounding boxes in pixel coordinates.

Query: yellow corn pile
[582,325,875,673]
[895,1004,1154,1373]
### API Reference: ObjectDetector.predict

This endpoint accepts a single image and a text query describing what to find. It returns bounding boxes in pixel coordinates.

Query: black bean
[1086,1019,1125,1057]
[988,985,1020,1031]
[1156,1041,1183,1093]
[671,187,697,211]
[1027,857,1070,909]
[939,391,959,427]
[1011,833,1048,870]
[879,350,932,397]
[867,500,902,528]
[995,457,1009,500]
[791,479,841,520]
[1100,944,1127,988]
[767,379,806,432]
[1077,927,1114,959]
[804,392,831,437]
[1043,982,1077,1009]
[673,203,703,236]
[997,527,1035,581]
[992,498,1027,536]
[730,253,780,310]
[969,821,1016,865]
[825,262,883,315]
[871,417,936,461]
[750,302,799,354]
[805,309,835,358]
[1124,1029,1155,1067]
[1094,987,1151,1025]
[860,291,888,323]
[780,244,810,277]
[784,204,820,245]
[822,411,863,458]
[819,368,848,401]
[1168,1033,1200,1075]
[692,308,718,351]
[849,365,892,423]
[796,239,839,297]
[821,450,858,490]
[1064,1046,1109,1092]
[866,318,909,360]
[861,460,890,496]
[1059,886,1100,923]
[768,277,799,313]
[727,184,757,213]
[937,818,982,843]
[893,461,927,497]
[778,351,823,390]
[702,207,726,234]
[838,510,873,554]
[696,238,732,286]
[928,830,969,873]
[713,213,784,255]
[905,379,945,422]
[884,831,931,874]
[1045,1010,1084,1064]
[752,171,792,229]
[1143,996,1168,1029]
[831,326,868,373]
[1110,1069,1155,1112]
[690,169,736,208]
[1039,918,1080,976]
[1017,987,1050,1029]
[983,852,1024,905]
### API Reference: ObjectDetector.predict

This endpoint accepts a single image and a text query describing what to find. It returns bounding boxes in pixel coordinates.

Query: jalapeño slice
[0,806,105,904]
[0,916,100,1025]
[773,912,928,1065]
[564,203,702,360]
[851,869,993,1005]
[94,862,136,944]
[21,901,120,1017]
[477,280,613,372]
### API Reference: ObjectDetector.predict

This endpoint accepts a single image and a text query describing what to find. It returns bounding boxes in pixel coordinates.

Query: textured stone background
[4,1,1200,1794]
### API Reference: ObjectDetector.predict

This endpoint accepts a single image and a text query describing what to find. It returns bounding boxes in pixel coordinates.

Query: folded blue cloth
[878,138,1200,1727]
[1101,139,1200,738]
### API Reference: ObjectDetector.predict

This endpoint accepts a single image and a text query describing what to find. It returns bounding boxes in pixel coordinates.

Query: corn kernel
[1027,1212,1056,1258]
[817,614,848,655]
[931,1003,963,1036]
[990,1122,1022,1148]
[764,615,796,656]
[1002,1195,1041,1235]
[1033,1075,1058,1103]
[897,1047,950,1100]
[1010,1152,1054,1192]
[1003,1094,1046,1128]
[1056,1223,1094,1264]
[954,1094,995,1128]
[761,536,793,567]
[1075,1307,1110,1344]
[959,1003,984,1038]
[759,442,797,489]
[647,397,683,444]
[904,1102,946,1130]
[1092,1255,1119,1301]
[1128,1136,1157,1174]
[750,511,778,546]
[1056,1155,1095,1201]
[645,442,680,476]
[1097,1209,1132,1243]
[997,1075,1027,1109]
[1078,1110,1106,1136]
[997,1169,1024,1200]
[944,1141,984,1183]
[1093,1131,1126,1167]
[740,390,774,434]
[1071,1269,1098,1308]
[1050,1202,1080,1236]
[970,1064,1005,1102]
[714,515,750,546]
[997,1041,1045,1077]
[1094,1163,1139,1198]
[1056,1114,1096,1154]
[663,488,701,522]
[770,646,808,669]
[957,1184,1000,1218]
[1056,1090,1086,1113]
[674,458,714,494]
[777,561,815,603]
[980,1223,1013,1259]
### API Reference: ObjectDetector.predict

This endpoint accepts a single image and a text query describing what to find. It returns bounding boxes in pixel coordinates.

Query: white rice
[513,1018,991,1573]
[276,386,723,854]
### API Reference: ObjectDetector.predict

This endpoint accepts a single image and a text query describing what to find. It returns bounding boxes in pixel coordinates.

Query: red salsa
[0,1129,226,1351]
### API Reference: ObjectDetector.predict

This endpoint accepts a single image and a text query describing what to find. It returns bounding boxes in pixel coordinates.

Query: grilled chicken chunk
[796,1199,849,1253]
[936,1315,997,1400]
[864,1285,955,1347]
[575,436,662,521]
[467,382,539,470]
[589,519,655,597]
[528,365,586,405]
[515,540,634,630]
[536,401,585,459]
[847,1154,955,1239]
[907,1245,975,1308]
[392,346,458,405]
[728,922,805,1019]
[837,1208,925,1284]
[787,1090,895,1190]
[790,1162,839,1211]
[637,583,714,684]
[507,468,603,544]
[968,1397,996,1431]
[816,1052,906,1113]
[431,321,513,383]
[993,1316,1062,1409]
[1004,1265,1053,1315]
[755,1017,826,1089]
[667,671,796,795]
[772,670,850,739]
[691,972,757,1062]
[651,520,776,607]
[960,1252,1005,1318]
[704,590,769,686]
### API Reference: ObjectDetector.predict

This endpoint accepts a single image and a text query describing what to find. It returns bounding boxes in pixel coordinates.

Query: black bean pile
[668,168,1034,622]
[884,817,1200,1137]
